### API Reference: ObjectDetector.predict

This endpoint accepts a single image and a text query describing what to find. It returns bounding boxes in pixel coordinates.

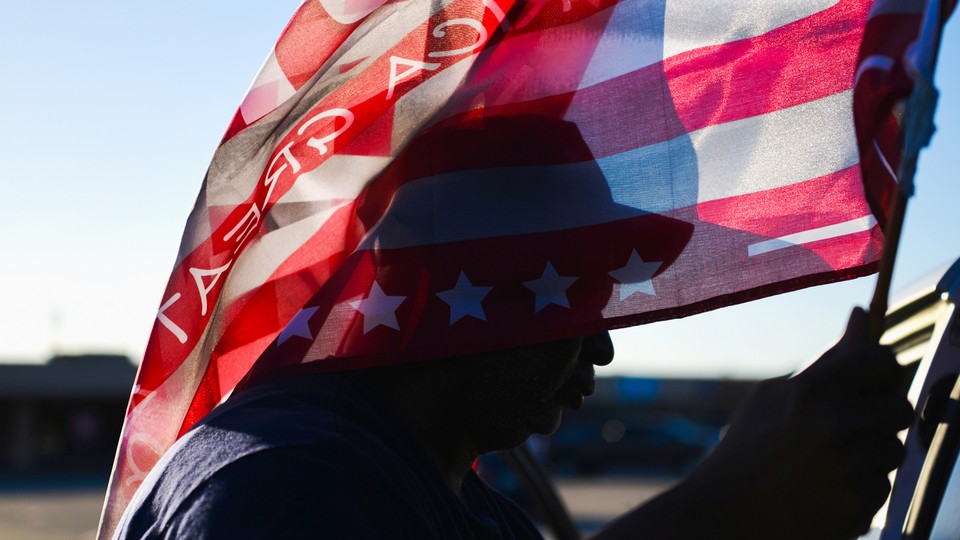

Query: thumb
[840,307,869,344]
[797,307,871,383]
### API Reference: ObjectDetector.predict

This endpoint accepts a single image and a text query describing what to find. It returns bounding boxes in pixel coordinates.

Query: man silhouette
[116,309,911,539]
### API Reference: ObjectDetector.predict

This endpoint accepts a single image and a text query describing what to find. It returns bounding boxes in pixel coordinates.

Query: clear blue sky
[1,2,958,378]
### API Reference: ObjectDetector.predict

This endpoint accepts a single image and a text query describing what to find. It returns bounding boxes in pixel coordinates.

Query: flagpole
[864,0,950,344]
[867,191,908,342]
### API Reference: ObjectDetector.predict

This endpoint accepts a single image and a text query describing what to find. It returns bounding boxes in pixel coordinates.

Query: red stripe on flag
[665,0,870,133]
[859,12,923,62]
[275,1,359,90]
[506,0,619,36]
[804,228,883,271]
[695,166,870,239]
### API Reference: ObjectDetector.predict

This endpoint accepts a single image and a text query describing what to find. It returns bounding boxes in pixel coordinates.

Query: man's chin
[530,406,565,437]
[477,409,564,452]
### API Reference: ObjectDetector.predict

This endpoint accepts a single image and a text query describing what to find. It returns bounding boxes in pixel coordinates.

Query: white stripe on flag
[747,215,879,257]
[318,0,391,24]
[691,90,857,203]
[360,92,859,250]
[390,55,477,153]
[602,91,858,212]
[662,0,839,59]
[241,50,298,124]
[279,154,391,204]
[221,205,348,300]
[357,160,647,250]
[873,140,899,181]
[579,0,837,89]
[854,54,895,86]
[216,155,390,300]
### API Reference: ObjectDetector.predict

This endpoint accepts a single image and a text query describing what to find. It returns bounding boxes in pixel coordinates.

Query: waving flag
[101,0,897,535]
[854,0,956,224]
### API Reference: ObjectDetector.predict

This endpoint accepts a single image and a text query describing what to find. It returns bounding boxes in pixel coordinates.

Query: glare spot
[601,419,626,443]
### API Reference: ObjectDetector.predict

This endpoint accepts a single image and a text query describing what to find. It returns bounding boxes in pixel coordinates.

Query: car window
[928,437,960,538]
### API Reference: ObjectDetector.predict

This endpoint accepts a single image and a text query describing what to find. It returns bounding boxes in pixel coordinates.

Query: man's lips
[574,376,596,397]
[559,375,596,409]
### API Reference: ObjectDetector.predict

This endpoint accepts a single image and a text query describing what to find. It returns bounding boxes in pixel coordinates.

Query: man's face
[455,332,614,453]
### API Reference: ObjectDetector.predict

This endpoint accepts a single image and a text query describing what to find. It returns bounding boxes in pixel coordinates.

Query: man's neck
[352,364,477,493]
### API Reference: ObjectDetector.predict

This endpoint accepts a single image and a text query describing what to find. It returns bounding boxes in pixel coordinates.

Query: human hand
[699,307,914,539]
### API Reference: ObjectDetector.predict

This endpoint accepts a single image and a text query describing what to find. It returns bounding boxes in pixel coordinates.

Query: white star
[437,272,492,324]
[349,282,406,334]
[278,306,320,345]
[609,250,662,300]
[523,261,578,313]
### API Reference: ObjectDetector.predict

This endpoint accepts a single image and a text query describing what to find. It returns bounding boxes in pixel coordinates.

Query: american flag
[100,0,932,535]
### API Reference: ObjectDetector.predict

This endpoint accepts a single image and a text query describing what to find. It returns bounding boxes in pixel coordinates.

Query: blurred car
[860,257,960,539]
[549,409,720,476]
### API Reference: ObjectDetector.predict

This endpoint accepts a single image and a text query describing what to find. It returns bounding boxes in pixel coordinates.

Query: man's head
[359,332,614,455]
[456,332,614,452]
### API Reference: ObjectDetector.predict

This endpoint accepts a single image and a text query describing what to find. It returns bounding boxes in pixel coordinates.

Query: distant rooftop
[0,354,136,399]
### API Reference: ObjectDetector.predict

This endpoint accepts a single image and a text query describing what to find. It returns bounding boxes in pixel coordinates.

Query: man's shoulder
[116,372,542,539]
[154,373,361,497]
[116,373,405,538]
[156,442,418,539]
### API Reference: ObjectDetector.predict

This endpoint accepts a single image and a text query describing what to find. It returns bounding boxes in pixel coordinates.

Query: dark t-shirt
[116,372,543,539]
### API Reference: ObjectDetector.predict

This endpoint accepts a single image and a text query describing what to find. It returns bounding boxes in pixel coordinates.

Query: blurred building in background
[0,357,754,484]
[0,355,135,481]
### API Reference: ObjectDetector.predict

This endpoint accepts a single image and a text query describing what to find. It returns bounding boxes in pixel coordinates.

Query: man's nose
[582,332,614,366]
